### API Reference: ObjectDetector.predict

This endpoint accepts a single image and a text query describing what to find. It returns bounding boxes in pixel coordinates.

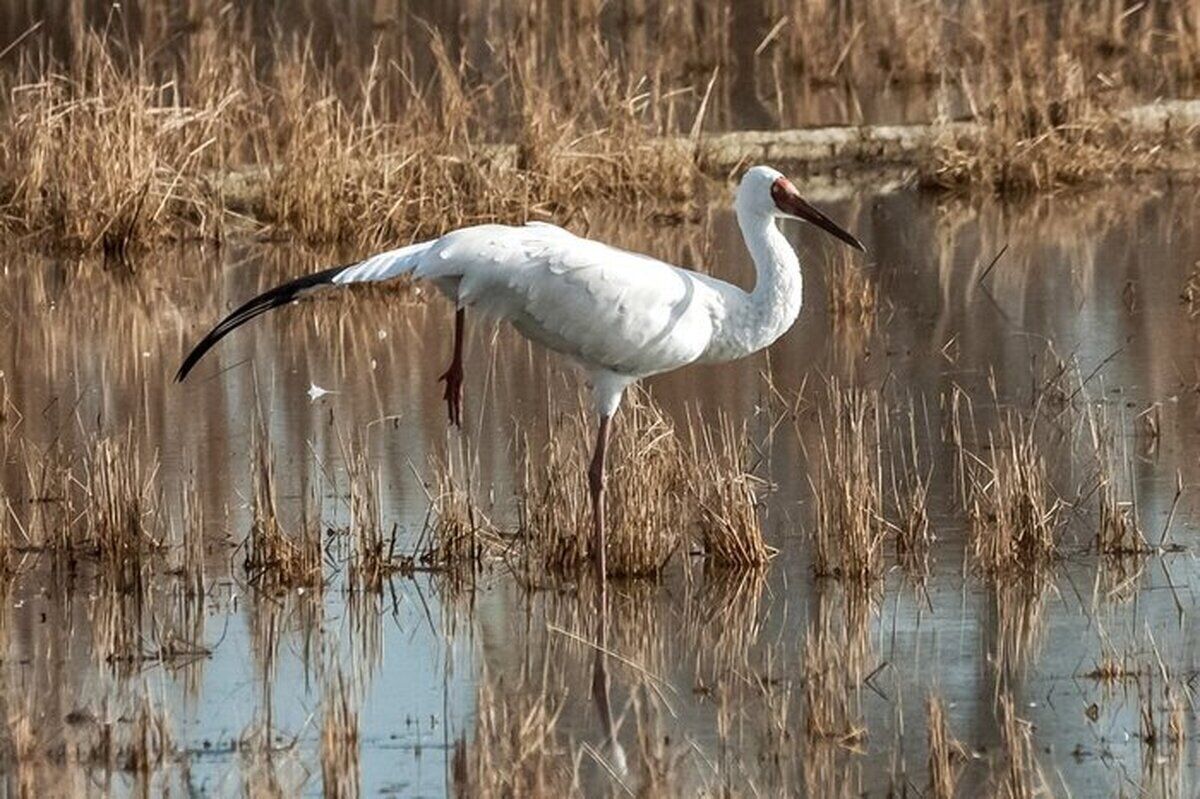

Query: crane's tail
[175,240,434,382]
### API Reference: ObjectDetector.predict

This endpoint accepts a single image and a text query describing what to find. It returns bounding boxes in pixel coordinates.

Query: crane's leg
[438,308,465,427]
[588,414,612,585]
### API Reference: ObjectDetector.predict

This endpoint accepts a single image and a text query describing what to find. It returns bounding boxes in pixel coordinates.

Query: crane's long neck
[709,209,803,362]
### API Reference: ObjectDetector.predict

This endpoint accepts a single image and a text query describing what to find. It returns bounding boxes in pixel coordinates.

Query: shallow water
[2,180,1200,796]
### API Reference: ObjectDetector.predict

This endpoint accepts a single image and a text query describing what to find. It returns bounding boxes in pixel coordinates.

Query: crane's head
[737,165,865,252]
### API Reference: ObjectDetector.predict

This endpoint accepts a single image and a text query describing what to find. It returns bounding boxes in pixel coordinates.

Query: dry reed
[2,1,1193,253]
[341,434,403,591]
[809,380,886,586]
[686,409,773,568]
[518,390,686,579]
[244,428,322,589]
[176,476,205,597]
[418,447,501,575]
[964,411,1063,576]
[890,401,932,577]
[0,11,703,252]
[85,432,163,590]
[826,252,878,328]
[1084,403,1149,556]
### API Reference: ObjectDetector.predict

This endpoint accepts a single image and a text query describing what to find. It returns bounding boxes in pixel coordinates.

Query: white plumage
[337,221,718,413]
[177,164,865,581]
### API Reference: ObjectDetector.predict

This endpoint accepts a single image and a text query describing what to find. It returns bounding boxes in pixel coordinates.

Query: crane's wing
[176,223,717,381]
[415,223,717,376]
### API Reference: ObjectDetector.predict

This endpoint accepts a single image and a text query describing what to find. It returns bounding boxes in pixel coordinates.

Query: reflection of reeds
[682,567,768,679]
[991,572,1052,681]
[802,591,868,748]
[927,695,965,799]
[320,670,361,799]
[992,693,1049,798]
[452,668,572,797]
[3,689,175,791]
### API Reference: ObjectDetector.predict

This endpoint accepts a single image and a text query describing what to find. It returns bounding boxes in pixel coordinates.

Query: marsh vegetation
[0,1,1198,796]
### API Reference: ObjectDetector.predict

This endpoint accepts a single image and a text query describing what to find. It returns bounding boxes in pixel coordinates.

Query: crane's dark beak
[771,178,865,252]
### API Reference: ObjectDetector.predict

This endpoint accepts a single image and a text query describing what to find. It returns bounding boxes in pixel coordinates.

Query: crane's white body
[332,166,804,415]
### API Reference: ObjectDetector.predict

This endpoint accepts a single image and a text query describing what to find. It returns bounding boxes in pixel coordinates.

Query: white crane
[177,165,865,582]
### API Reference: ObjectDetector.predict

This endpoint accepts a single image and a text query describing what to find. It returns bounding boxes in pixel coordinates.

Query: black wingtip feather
[175,264,351,383]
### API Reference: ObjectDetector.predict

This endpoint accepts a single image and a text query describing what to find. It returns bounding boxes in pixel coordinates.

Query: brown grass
[964,411,1063,576]
[686,409,773,568]
[244,427,322,589]
[0,30,230,254]
[85,431,163,589]
[1084,404,1149,556]
[891,401,932,577]
[176,476,205,597]
[0,11,703,253]
[809,380,886,586]
[518,390,686,579]
[923,54,1175,193]
[341,433,404,591]
[826,252,878,328]
[417,446,501,576]
[0,2,1194,252]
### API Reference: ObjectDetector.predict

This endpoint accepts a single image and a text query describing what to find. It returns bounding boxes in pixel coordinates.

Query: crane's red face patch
[770,176,866,252]
[770,177,800,211]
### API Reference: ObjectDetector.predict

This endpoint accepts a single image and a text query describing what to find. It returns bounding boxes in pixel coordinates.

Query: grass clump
[686,410,773,568]
[964,411,1063,576]
[341,434,404,591]
[85,432,163,590]
[826,252,878,328]
[0,30,230,253]
[244,428,322,590]
[518,390,686,579]
[417,447,501,577]
[808,380,887,586]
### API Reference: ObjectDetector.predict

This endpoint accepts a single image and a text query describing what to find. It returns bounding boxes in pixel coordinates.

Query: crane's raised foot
[438,362,464,428]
